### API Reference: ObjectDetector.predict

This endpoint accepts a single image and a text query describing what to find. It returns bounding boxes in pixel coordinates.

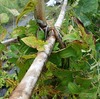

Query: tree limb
[9,0,68,99]
[1,38,18,46]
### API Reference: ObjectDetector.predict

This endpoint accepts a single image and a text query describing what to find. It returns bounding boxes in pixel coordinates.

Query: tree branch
[1,38,18,46]
[9,0,68,99]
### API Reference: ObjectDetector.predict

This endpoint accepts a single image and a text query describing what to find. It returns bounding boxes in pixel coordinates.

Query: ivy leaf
[21,36,47,51]
[0,26,7,42]
[0,13,9,24]
[16,0,37,24]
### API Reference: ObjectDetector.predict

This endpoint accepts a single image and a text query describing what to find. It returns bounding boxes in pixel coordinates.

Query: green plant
[0,0,99,98]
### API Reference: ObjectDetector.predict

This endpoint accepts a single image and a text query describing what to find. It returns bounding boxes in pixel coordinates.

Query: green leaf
[37,30,45,40]
[77,0,98,13]
[17,59,33,81]
[7,51,19,58]
[0,43,6,53]
[21,36,47,51]
[27,20,39,36]
[0,26,7,41]
[68,82,81,94]
[75,76,92,88]
[57,46,76,58]
[49,53,62,66]
[79,88,98,99]
[0,13,9,24]
[63,32,80,42]
[74,0,98,26]
[11,26,26,38]
[16,0,37,24]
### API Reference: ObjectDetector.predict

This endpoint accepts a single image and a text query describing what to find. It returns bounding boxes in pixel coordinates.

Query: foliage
[0,0,29,23]
[0,0,100,98]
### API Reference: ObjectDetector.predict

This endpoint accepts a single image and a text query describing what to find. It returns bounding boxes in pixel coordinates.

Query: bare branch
[1,38,18,46]
[9,0,68,99]
[55,0,68,28]
[9,33,55,99]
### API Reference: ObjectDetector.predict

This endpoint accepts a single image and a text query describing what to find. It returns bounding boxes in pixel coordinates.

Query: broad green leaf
[16,0,37,24]
[74,0,98,26]
[75,76,92,88]
[76,0,98,13]
[57,46,76,58]
[68,82,81,94]
[63,32,80,42]
[0,13,9,24]
[21,36,47,51]
[11,26,26,38]
[49,53,61,66]
[71,42,83,59]
[0,26,7,41]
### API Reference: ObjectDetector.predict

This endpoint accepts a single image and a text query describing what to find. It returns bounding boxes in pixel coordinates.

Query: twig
[9,0,68,99]
[1,38,18,46]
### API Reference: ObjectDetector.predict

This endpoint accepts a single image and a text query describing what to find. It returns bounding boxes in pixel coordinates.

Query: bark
[9,0,68,99]
[35,0,46,23]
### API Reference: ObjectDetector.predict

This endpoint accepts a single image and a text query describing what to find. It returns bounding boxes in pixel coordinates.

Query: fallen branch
[1,38,18,46]
[9,0,68,99]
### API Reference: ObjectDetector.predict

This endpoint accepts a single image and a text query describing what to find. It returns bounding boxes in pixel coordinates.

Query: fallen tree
[9,0,68,99]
